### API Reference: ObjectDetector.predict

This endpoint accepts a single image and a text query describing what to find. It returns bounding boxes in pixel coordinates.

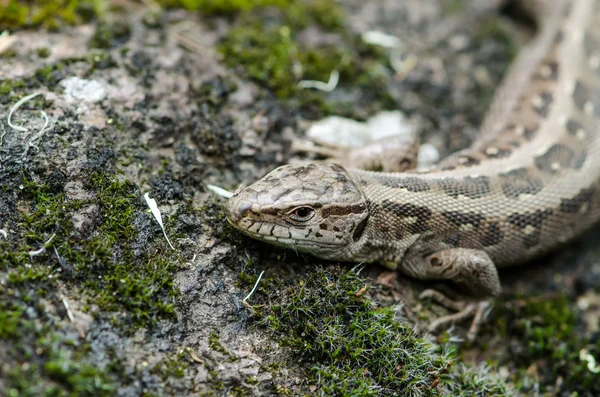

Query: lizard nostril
[226,197,252,223]
[430,257,443,267]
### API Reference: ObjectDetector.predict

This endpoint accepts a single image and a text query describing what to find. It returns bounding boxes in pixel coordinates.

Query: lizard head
[225,163,369,260]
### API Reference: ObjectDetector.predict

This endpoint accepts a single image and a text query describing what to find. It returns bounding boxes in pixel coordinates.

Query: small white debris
[485,147,499,156]
[28,110,50,151]
[0,30,16,55]
[144,193,175,250]
[297,70,339,92]
[577,295,591,311]
[449,34,470,51]
[0,229,7,239]
[306,111,417,147]
[580,348,600,374]
[206,184,233,199]
[7,92,43,132]
[361,31,400,48]
[417,144,440,170]
[306,116,370,147]
[390,48,418,75]
[28,233,55,257]
[61,295,75,322]
[243,270,265,306]
[60,77,106,103]
[584,101,595,116]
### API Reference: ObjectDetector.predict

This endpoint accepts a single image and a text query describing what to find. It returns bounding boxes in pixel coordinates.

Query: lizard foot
[419,289,493,341]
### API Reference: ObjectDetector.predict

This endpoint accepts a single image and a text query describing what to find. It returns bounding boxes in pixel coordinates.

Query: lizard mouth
[230,218,347,248]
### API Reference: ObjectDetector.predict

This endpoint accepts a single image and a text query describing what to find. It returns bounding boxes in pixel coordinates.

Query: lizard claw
[419,289,493,341]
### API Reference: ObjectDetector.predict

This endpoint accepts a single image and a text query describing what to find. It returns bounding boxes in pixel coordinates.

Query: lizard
[224,0,600,339]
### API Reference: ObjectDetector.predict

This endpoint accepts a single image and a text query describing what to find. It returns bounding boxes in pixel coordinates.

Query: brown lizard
[225,0,600,339]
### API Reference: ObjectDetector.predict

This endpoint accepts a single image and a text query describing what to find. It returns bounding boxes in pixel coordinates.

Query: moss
[0,166,184,394]
[157,0,344,31]
[0,297,30,340]
[89,20,132,49]
[0,0,105,30]
[34,63,67,89]
[1,49,117,108]
[156,0,288,15]
[218,23,386,97]
[18,172,178,329]
[0,52,116,102]
[36,47,52,58]
[239,266,513,395]
[41,349,117,395]
[440,0,469,16]
[152,349,190,381]
[208,331,231,357]
[0,241,28,270]
[0,268,119,396]
[443,363,510,396]
[0,1,28,28]
[0,78,28,103]
[490,294,600,394]
[242,267,452,395]
[216,1,393,116]
[219,24,299,99]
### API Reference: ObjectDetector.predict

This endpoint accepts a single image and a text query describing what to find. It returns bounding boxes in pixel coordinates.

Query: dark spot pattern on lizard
[442,211,484,228]
[479,223,504,247]
[436,176,490,199]
[499,168,544,198]
[382,177,431,192]
[534,143,586,173]
[532,91,554,117]
[508,209,553,248]
[559,185,596,213]
[382,200,432,234]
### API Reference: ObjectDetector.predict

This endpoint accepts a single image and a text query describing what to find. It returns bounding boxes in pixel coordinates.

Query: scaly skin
[225,0,600,338]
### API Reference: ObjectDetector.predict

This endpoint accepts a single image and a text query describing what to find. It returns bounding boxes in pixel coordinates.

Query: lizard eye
[289,206,315,222]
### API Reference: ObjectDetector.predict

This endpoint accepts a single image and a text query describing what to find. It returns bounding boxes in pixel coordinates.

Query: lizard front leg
[401,248,501,340]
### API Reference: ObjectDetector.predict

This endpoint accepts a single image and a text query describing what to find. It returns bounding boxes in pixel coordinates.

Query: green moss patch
[216,0,394,117]
[0,250,119,395]
[0,0,104,30]
[219,23,352,99]
[152,349,190,381]
[157,0,287,15]
[16,172,178,328]
[88,20,131,49]
[1,311,119,396]
[241,266,511,396]
[491,294,600,394]
[0,168,181,394]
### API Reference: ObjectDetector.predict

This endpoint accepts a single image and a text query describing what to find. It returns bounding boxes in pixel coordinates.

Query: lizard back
[348,0,600,267]
[226,0,600,270]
